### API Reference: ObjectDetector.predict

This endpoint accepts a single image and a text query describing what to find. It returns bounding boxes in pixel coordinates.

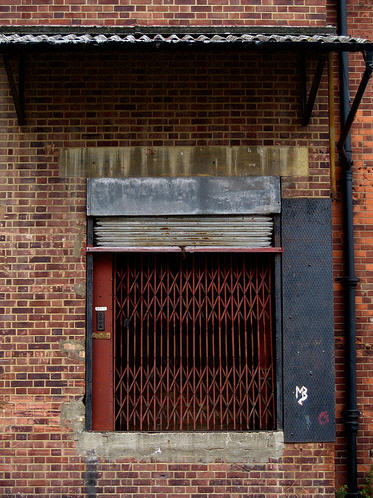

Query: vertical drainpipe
[337,1,360,496]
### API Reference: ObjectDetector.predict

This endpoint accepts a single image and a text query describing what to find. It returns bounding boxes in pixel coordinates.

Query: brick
[0,0,372,496]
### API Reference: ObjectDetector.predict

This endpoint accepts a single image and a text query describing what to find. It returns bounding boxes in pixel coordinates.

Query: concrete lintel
[59,146,308,179]
[76,431,284,463]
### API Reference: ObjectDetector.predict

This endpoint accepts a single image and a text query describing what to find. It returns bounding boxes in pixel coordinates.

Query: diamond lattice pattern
[114,253,275,431]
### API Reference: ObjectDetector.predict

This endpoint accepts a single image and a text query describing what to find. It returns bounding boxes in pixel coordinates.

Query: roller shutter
[94,215,274,248]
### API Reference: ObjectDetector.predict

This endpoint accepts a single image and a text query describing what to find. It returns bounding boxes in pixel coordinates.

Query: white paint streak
[295,386,308,406]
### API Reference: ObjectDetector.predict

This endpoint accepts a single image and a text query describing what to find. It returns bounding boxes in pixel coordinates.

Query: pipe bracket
[342,409,360,432]
[340,275,360,287]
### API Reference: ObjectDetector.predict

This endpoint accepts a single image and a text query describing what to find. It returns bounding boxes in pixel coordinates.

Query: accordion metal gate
[114,252,275,431]
[88,176,281,432]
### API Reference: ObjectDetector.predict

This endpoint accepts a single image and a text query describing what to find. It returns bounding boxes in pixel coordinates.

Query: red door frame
[92,254,114,430]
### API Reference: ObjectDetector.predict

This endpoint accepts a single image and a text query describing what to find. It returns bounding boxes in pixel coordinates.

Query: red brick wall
[326,1,373,490]
[2,1,373,495]
[0,0,327,27]
[27,49,330,196]
[1,446,335,497]
[0,46,337,497]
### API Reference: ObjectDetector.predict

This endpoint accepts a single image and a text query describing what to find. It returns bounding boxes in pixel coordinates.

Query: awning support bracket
[338,50,373,163]
[1,46,372,134]
[301,54,327,126]
[3,52,25,126]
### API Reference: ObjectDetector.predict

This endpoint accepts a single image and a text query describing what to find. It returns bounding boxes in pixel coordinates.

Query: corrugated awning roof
[3,26,373,127]
[0,28,372,51]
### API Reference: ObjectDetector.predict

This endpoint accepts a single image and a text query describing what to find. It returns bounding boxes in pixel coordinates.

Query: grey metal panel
[94,216,273,248]
[87,177,280,216]
[282,198,335,442]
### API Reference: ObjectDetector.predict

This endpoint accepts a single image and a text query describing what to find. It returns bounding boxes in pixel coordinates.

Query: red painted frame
[92,254,115,430]
[87,246,283,253]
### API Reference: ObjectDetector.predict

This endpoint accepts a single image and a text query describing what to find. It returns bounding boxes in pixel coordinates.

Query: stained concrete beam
[59,146,308,178]
[62,393,284,463]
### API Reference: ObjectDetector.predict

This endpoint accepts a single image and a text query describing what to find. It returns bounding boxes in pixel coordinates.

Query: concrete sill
[76,430,284,463]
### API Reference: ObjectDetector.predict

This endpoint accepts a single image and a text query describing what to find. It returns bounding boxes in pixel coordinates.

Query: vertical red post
[92,254,114,430]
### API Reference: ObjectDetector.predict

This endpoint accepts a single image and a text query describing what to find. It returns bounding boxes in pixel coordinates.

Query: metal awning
[0,25,372,51]
[0,31,372,51]
[2,25,373,134]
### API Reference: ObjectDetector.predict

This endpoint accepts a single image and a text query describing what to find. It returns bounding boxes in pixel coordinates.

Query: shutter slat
[94,216,273,248]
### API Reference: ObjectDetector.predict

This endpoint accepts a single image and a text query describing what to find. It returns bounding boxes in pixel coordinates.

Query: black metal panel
[273,214,283,430]
[282,198,335,442]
